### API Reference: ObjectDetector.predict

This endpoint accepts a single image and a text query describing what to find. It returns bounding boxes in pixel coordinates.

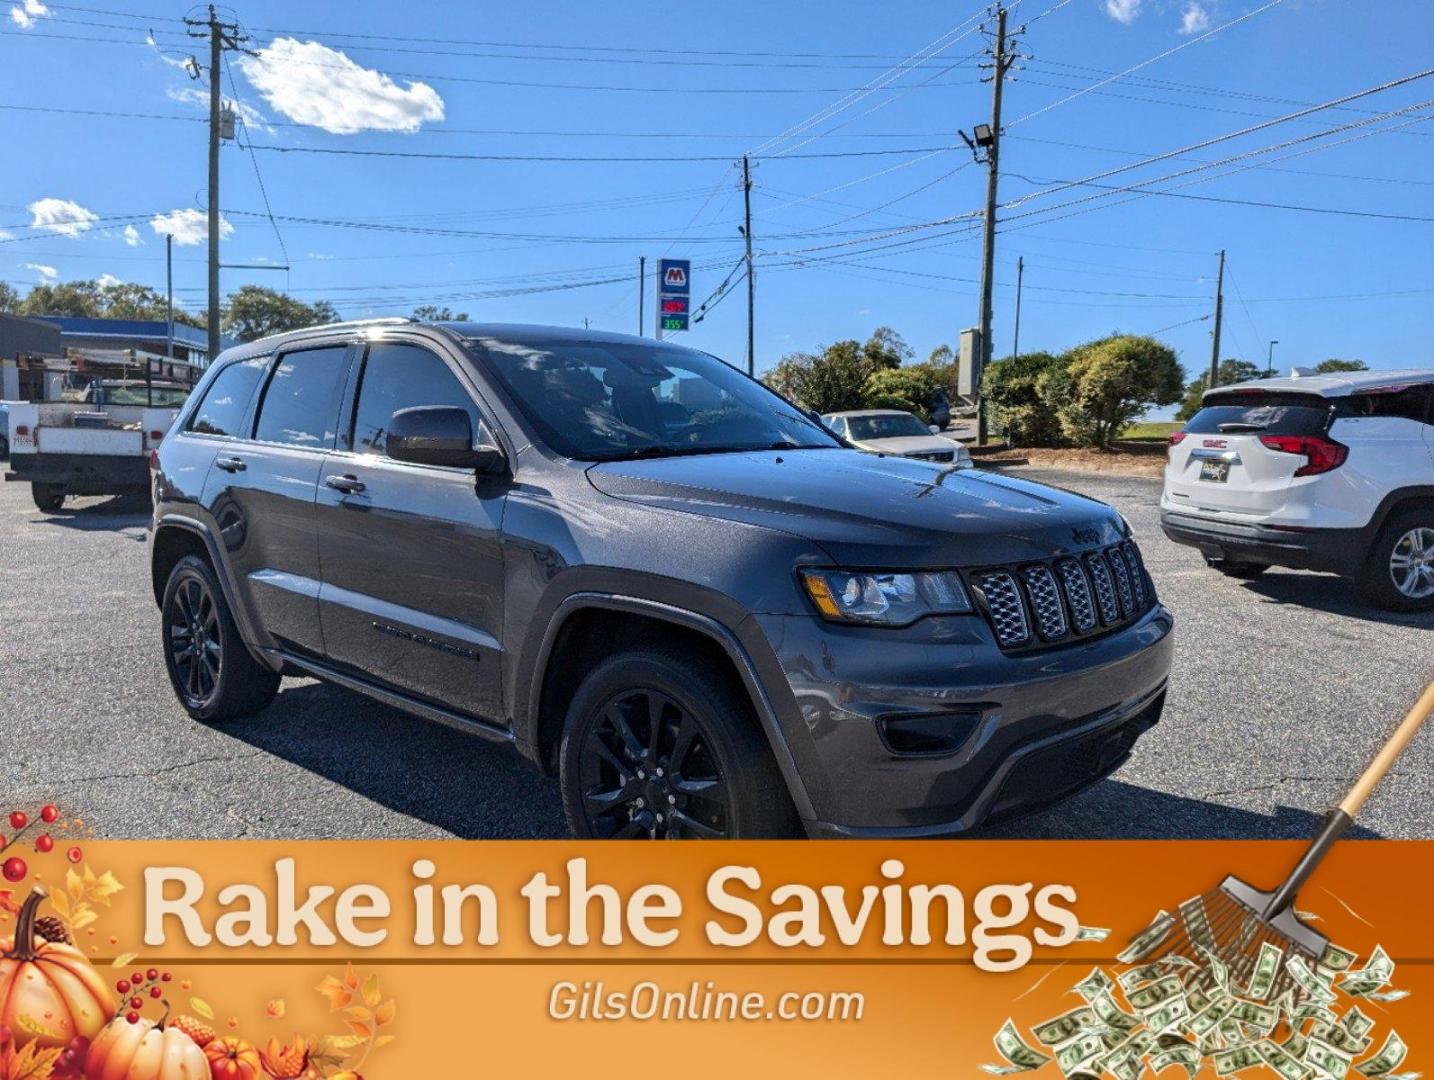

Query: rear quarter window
[1184,392,1332,436]
[187,357,269,437]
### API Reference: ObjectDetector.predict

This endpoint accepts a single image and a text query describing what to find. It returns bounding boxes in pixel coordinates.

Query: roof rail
[308,316,419,331]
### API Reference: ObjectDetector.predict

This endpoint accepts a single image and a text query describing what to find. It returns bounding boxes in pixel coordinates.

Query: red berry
[161,972,172,982]
[40,805,59,824]
[150,986,162,999]
[35,834,54,853]
[1,857,26,882]
[116,980,130,994]
[126,1012,139,1025]
[131,972,143,985]
[129,997,143,1010]
[8,811,26,831]
[66,846,82,864]
[146,968,159,981]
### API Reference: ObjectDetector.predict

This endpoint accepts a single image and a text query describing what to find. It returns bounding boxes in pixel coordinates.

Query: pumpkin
[0,887,114,1050]
[204,1036,261,1080]
[84,1014,209,1080]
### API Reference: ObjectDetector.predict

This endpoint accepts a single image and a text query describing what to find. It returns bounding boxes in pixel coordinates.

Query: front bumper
[748,603,1174,837]
[1159,510,1367,573]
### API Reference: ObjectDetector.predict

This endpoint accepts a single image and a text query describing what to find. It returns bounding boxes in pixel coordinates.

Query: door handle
[325,474,366,495]
[215,456,246,473]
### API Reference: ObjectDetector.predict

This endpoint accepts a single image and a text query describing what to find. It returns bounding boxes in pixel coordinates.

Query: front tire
[31,483,64,512]
[559,644,800,839]
[1362,509,1434,612]
[161,554,280,721]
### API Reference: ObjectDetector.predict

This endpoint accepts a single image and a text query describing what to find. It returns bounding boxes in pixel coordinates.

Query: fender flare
[523,591,817,822]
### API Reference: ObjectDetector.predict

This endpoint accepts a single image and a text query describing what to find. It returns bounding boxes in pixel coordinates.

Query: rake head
[1148,876,1329,1004]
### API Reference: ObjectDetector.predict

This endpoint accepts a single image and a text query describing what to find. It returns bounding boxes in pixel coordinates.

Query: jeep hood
[586,448,1126,567]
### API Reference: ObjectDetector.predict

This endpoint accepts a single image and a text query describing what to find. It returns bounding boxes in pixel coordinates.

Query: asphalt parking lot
[1,468,1430,841]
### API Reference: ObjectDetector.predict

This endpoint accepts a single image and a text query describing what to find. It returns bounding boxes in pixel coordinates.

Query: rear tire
[558,643,801,839]
[161,554,280,722]
[1204,556,1267,580]
[1361,508,1434,612]
[31,483,64,513]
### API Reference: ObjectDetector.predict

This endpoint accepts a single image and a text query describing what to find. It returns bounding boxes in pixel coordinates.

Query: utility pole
[1012,254,1024,360]
[1208,248,1226,390]
[638,256,646,337]
[165,233,174,361]
[967,4,1019,445]
[741,155,755,376]
[1266,338,1279,377]
[186,5,246,364]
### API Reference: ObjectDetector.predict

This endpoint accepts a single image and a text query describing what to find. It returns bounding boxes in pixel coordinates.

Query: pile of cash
[983,901,1415,1080]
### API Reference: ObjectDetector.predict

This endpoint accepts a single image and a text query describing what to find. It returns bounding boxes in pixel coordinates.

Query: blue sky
[2,0,1432,412]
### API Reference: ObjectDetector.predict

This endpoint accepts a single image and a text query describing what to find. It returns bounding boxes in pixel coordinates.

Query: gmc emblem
[1202,438,1228,449]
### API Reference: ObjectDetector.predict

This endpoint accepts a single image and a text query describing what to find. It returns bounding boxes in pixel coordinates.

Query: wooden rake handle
[1339,678,1434,818]
[1266,677,1434,919]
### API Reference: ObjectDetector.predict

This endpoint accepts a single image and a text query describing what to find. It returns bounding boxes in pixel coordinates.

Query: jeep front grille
[971,541,1154,650]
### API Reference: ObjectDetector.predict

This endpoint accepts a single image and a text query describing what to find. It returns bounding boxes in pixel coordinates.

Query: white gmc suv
[1161,369,1434,611]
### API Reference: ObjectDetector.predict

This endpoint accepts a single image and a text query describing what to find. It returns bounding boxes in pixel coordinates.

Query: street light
[1267,339,1280,376]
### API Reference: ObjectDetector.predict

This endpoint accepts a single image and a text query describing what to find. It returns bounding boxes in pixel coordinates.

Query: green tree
[223,286,340,343]
[17,280,103,318]
[762,339,872,414]
[1175,359,1263,422]
[863,364,944,422]
[981,351,1067,446]
[412,304,469,322]
[927,344,954,367]
[1049,335,1184,448]
[861,326,912,371]
[1315,358,1369,373]
[0,282,19,313]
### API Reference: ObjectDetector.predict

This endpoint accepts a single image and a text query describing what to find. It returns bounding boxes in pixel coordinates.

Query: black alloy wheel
[578,687,733,839]
[167,572,223,709]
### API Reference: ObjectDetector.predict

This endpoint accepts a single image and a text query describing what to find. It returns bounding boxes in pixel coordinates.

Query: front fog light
[800,569,972,626]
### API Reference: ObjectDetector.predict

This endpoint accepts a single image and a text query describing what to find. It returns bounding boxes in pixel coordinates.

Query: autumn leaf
[111,953,138,968]
[373,1000,395,1027]
[316,975,353,1011]
[321,1035,365,1053]
[65,869,83,905]
[265,999,286,1019]
[342,1007,371,1025]
[86,868,124,905]
[47,891,69,920]
[373,1034,396,1049]
[342,963,359,990]
[344,1021,372,1040]
[190,997,215,1021]
[2,1041,64,1080]
[71,908,98,931]
[360,972,381,1008]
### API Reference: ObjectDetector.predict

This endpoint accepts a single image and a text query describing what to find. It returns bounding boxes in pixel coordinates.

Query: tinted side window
[188,357,268,437]
[253,346,350,449]
[351,343,484,457]
[1340,387,1431,424]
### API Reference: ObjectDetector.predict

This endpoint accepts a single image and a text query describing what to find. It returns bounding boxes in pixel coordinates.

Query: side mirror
[387,406,505,473]
[929,424,941,435]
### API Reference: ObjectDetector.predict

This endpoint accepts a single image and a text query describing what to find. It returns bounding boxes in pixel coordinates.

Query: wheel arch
[523,593,816,821]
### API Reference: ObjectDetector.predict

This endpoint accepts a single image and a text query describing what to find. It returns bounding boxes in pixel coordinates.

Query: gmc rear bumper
[1159,510,1368,573]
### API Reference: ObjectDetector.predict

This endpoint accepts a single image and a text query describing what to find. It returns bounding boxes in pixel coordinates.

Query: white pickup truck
[5,380,190,511]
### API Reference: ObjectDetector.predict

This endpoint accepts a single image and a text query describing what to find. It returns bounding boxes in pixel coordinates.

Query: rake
[1137,678,1434,1003]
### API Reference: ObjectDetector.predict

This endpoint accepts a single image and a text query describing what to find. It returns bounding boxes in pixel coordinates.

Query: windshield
[847,413,931,440]
[463,334,840,460]
[1185,391,1331,436]
[97,385,191,407]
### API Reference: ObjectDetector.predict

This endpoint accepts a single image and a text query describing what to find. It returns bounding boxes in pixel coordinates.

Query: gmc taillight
[1259,434,1348,476]
[1168,431,1187,445]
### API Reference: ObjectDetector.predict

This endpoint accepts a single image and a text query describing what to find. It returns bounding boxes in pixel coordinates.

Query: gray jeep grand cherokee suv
[149,320,1173,839]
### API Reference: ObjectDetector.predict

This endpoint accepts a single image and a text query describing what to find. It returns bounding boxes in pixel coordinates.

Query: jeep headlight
[799,569,972,626]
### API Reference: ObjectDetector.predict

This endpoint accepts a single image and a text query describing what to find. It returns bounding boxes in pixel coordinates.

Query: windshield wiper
[591,442,829,462]
[1217,422,1268,433]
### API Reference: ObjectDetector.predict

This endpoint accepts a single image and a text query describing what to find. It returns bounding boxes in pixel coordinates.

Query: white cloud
[306,251,334,260]
[236,38,444,135]
[1104,0,1142,23]
[24,262,57,280]
[1179,1,1211,34]
[28,197,98,238]
[9,0,49,30]
[96,273,123,288]
[0,230,12,242]
[165,85,273,133]
[123,224,143,247]
[150,208,234,246]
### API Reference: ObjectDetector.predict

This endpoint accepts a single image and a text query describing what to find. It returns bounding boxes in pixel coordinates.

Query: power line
[238,143,961,164]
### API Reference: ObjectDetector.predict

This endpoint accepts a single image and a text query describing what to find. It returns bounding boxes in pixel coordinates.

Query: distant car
[822,409,973,467]
[0,403,11,459]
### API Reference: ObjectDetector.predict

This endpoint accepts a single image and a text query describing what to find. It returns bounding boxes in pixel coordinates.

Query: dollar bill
[1091,990,1141,1034]
[1312,1021,1373,1057]
[1214,1045,1264,1076]
[1034,1007,1100,1047]
[1151,1044,1200,1078]
[1076,925,1112,942]
[1284,1032,1310,1060]
[1355,1032,1407,1078]
[1229,999,1279,1034]
[1200,946,1233,994]
[1178,895,1217,953]
[1074,967,1114,1002]
[1128,975,1185,1014]
[1361,989,1409,1004]
[1120,963,1171,992]
[1288,955,1339,1005]
[1246,941,1285,1001]
[1342,1007,1376,1040]
[1319,943,1359,973]
[1307,1037,1354,1080]
[1295,1001,1340,1027]
[1186,986,1212,1015]
[1340,947,1394,997]
[1186,997,1237,1039]
[1146,997,1191,1035]
[985,1019,1053,1074]
[1258,1039,1313,1080]
[1119,911,1176,964]
[1057,1033,1107,1076]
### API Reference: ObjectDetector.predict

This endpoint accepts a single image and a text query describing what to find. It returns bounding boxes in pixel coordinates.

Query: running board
[278,652,516,746]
